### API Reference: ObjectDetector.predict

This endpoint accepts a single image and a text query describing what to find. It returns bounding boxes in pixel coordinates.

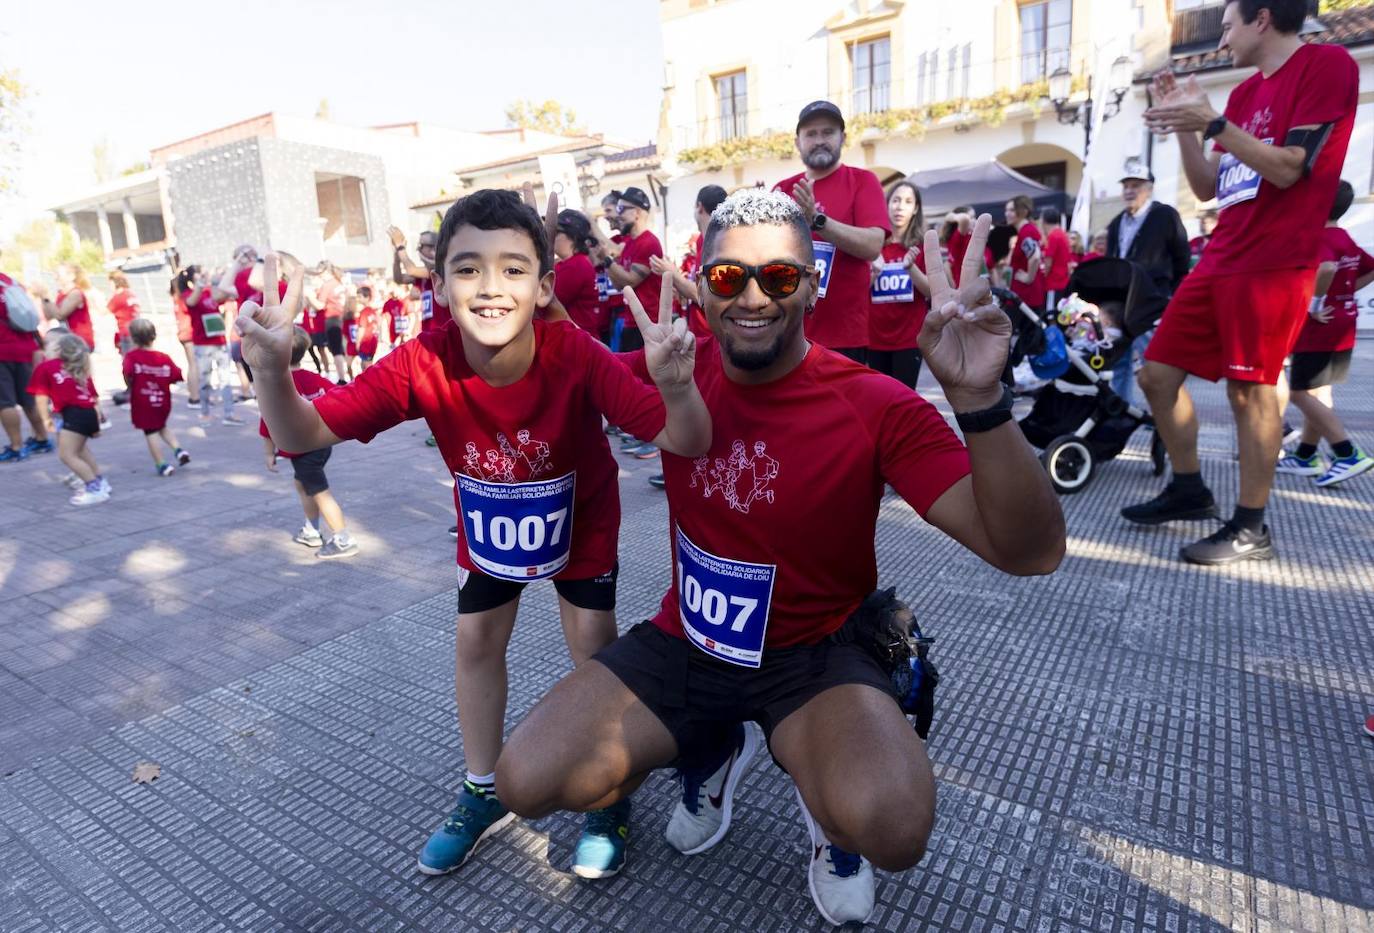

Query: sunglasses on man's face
[702,261,813,299]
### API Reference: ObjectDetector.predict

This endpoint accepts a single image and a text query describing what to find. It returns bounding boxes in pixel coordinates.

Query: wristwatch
[811,212,828,232]
[953,384,1014,434]
[1203,115,1228,141]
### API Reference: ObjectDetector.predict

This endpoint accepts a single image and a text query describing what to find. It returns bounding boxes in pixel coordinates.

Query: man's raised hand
[234,253,303,374]
[625,273,695,390]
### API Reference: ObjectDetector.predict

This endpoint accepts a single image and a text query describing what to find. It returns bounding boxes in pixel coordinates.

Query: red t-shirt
[172,294,193,343]
[419,278,454,333]
[26,357,62,397]
[107,288,140,345]
[774,164,892,350]
[43,367,98,412]
[683,235,711,342]
[122,348,182,431]
[867,242,928,352]
[1292,226,1374,353]
[555,253,602,335]
[1204,43,1358,276]
[616,230,664,331]
[383,297,408,341]
[946,228,972,287]
[1010,222,1046,308]
[1045,228,1072,291]
[57,290,94,349]
[182,289,227,346]
[597,233,627,329]
[259,368,336,458]
[0,274,41,363]
[313,319,668,578]
[318,281,345,322]
[628,339,969,650]
[350,306,380,357]
[234,266,263,305]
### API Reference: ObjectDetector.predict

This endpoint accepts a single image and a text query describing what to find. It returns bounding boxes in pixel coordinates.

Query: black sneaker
[1121,484,1220,525]
[648,473,665,489]
[1180,522,1275,565]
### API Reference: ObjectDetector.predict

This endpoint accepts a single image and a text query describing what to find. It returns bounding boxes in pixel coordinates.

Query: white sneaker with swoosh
[664,722,760,855]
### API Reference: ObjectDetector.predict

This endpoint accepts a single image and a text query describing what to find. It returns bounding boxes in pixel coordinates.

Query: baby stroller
[997,257,1169,494]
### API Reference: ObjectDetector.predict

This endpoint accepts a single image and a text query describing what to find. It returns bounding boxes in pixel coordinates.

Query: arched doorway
[996,143,1083,199]
[869,165,907,189]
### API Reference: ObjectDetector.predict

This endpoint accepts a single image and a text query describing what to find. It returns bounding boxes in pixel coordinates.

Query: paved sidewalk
[1,347,1373,931]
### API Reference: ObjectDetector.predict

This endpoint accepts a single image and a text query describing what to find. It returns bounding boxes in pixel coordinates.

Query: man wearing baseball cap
[775,101,890,363]
[1106,160,1189,301]
[594,187,663,357]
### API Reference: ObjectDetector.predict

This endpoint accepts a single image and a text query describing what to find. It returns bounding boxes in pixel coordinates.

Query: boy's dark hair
[290,326,311,366]
[1329,179,1354,222]
[129,317,156,347]
[1042,207,1062,226]
[1226,0,1308,34]
[358,284,372,300]
[434,189,552,280]
[696,184,728,215]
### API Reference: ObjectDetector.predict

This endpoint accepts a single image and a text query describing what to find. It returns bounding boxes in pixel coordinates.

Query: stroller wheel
[1042,435,1095,494]
[1150,429,1167,477]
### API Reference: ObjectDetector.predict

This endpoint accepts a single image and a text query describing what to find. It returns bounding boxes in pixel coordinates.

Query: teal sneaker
[1275,451,1325,476]
[571,798,630,879]
[1315,449,1374,488]
[416,782,514,876]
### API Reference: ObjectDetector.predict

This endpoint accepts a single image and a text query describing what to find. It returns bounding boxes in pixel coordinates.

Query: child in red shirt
[352,287,380,370]
[123,318,191,476]
[238,189,709,879]
[259,327,357,557]
[34,334,109,506]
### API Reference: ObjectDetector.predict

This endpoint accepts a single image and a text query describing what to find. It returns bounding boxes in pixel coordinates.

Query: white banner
[537,153,583,211]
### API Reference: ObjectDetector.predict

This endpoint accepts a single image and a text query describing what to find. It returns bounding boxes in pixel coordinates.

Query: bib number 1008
[466,508,567,552]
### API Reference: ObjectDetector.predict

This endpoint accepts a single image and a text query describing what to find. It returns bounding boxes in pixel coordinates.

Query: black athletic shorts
[325,322,344,356]
[834,346,869,365]
[1288,349,1352,391]
[310,331,328,349]
[458,561,618,614]
[61,406,100,438]
[289,447,331,495]
[619,327,645,353]
[594,621,894,766]
[0,360,33,409]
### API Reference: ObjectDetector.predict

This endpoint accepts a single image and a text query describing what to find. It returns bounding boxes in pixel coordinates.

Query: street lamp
[1048,54,1133,155]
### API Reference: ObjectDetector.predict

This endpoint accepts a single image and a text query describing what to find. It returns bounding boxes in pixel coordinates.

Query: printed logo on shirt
[689,440,780,514]
[459,430,552,482]
[1241,107,1274,139]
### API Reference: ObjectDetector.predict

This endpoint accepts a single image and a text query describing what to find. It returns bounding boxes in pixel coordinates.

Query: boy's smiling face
[434,224,553,351]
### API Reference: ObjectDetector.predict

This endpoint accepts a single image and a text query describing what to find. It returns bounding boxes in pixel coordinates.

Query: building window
[715,71,747,140]
[852,36,890,114]
[1020,0,1072,85]
[316,173,370,246]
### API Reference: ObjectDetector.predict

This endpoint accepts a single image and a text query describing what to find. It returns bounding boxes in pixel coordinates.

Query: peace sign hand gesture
[625,274,695,391]
[235,253,303,375]
[918,214,1012,411]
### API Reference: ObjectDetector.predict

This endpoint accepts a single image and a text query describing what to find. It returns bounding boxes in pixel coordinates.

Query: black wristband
[1203,115,1228,141]
[953,384,1014,434]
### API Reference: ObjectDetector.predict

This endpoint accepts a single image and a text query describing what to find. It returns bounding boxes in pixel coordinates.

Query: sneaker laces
[674,768,706,816]
[583,805,625,837]
[1198,521,1239,544]
[827,845,862,878]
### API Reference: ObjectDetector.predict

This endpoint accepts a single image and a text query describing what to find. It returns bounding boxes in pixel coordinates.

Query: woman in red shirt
[551,211,601,335]
[170,275,200,406]
[106,271,141,356]
[46,264,96,350]
[868,181,931,388]
[1005,195,1046,312]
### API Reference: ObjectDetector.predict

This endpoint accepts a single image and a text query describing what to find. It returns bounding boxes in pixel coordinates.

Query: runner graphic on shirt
[690,439,780,514]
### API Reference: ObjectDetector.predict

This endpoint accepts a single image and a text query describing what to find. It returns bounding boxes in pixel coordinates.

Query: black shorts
[61,406,100,438]
[1288,349,1352,391]
[310,331,328,349]
[0,360,33,409]
[618,327,645,353]
[289,447,331,495]
[594,621,895,765]
[325,323,344,356]
[833,346,869,365]
[458,561,618,614]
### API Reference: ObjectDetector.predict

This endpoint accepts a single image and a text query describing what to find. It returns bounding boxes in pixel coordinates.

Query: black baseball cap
[796,100,845,133]
[619,187,652,211]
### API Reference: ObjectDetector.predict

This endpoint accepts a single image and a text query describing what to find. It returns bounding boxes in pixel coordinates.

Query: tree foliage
[1318,0,1370,11]
[0,218,104,279]
[0,66,28,196]
[504,99,585,136]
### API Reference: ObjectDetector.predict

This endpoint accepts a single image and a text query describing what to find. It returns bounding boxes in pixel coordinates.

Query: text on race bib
[677,529,777,668]
[421,290,434,320]
[456,472,576,580]
[870,262,915,304]
[596,271,621,299]
[813,241,836,299]
[348,324,358,342]
[1215,140,1269,210]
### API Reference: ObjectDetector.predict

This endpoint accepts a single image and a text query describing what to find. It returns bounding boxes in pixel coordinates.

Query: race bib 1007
[870,262,914,304]
[813,241,836,299]
[421,289,434,321]
[677,529,777,668]
[456,472,576,580]
[1216,141,1269,210]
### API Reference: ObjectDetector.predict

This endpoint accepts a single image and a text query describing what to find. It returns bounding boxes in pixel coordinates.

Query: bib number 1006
[678,561,758,633]
[466,508,567,552]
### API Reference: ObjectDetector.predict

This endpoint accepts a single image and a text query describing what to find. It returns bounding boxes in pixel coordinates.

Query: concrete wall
[165,140,271,267]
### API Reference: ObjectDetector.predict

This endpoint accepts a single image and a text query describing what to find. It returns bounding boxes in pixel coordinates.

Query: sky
[0,0,664,237]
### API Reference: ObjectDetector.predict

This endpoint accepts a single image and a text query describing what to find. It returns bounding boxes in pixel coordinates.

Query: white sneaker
[293,525,323,548]
[794,785,875,927]
[69,488,110,507]
[61,473,85,490]
[664,723,761,855]
[98,477,112,496]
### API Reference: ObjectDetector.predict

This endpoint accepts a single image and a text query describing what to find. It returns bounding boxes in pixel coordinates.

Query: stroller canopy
[1064,257,1170,340]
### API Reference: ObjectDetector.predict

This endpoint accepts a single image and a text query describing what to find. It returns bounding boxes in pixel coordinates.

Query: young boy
[258,326,358,559]
[351,286,380,371]
[1276,180,1374,487]
[123,318,191,475]
[238,189,707,881]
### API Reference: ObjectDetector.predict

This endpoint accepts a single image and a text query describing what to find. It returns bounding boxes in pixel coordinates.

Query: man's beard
[719,314,800,371]
[802,145,839,171]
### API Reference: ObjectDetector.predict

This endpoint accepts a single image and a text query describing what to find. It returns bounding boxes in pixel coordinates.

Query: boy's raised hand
[625,273,695,390]
[235,253,302,374]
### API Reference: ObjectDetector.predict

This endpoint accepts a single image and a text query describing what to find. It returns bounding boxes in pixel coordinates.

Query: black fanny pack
[829,587,940,738]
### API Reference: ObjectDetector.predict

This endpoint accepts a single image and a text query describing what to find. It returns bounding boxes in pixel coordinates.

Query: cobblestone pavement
[2,345,1372,932]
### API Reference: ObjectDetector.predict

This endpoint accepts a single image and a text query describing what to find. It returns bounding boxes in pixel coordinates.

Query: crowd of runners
[1,0,1371,925]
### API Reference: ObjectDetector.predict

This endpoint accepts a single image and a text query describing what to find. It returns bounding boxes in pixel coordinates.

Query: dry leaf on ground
[131,762,161,784]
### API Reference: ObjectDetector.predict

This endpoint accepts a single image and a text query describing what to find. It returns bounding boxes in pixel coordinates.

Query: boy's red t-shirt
[1292,226,1374,354]
[259,368,337,458]
[383,297,408,341]
[312,319,668,578]
[1045,228,1072,291]
[350,306,380,357]
[123,348,183,431]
